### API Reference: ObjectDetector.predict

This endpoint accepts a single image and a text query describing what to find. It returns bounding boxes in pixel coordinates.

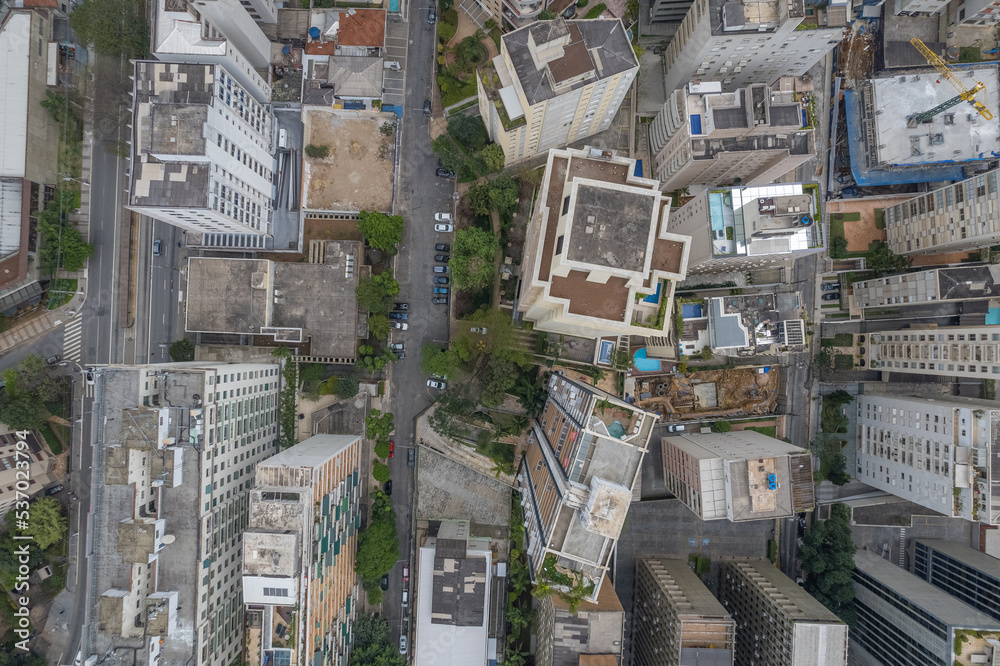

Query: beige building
[884,169,1000,256]
[650,81,813,192]
[661,430,815,522]
[0,428,56,519]
[477,19,638,165]
[535,579,625,666]
[867,326,1000,379]
[518,147,690,341]
[632,558,735,666]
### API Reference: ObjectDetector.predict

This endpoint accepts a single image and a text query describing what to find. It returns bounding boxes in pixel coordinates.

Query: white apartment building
[867,326,1000,379]
[128,61,275,235]
[650,81,813,192]
[884,168,1000,256]
[477,19,638,165]
[958,0,1000,24]
[152,0,272,102]
[663,0,843,93]
[856,394,998,524]
[91,361,282,666]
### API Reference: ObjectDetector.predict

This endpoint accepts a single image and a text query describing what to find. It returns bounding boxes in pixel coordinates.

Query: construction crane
[909,37,994,124]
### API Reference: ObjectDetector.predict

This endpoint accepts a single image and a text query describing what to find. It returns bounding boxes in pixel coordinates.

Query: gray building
[851,265,1000,310]
[852,549,1000,666]
[535,579,625,666]
[913,540,1000,624]
[632,558,735,666]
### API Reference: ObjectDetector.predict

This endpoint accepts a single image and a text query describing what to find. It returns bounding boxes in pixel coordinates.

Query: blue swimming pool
[607,421,627,439]
[681,303,703,318]
[989,308,1000,326]
[642,281,663,304]
[598,340,614,364]
[633,348,661,372]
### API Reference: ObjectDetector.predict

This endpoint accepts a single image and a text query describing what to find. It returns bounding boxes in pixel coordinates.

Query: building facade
[632,558,735,666]
[719,558,848,666]
[663,0,843,93]
[884,168,1000,256]
[518,146,690,340]
[535,578,625,666]
[0,427,55,519]
[478,19,638,165]
[649,0,696,22]
[242,435,362,666]
[128,61,275,236]
[958,0,1000,24]
[91,362,281,666]
[849,266,1000,309]
[649,82,813,192]
[913,539,1000,624]
[852,549,1000,666]
[867,326,1000,379]
[667,183,825,275]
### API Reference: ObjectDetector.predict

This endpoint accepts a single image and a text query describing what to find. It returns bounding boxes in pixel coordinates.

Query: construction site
[635,367,779,420]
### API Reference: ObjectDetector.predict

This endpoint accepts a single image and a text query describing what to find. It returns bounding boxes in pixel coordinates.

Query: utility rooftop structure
[852,266,1000,309]
[128,61,274,237]
[668,183,823,275]
[650,81,813,192]
[478,19,638,165]
[536,579,625,666]
[518,147,690,340]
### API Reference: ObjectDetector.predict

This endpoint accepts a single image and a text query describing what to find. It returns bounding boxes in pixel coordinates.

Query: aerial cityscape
[1,0,999,661]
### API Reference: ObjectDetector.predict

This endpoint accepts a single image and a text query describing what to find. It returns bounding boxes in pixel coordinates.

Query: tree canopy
[366,409,395,441]
[479,144,506,173]
[448,114,488,151]
[12,497,66,550]
[355,507,399,583]
[451,307,529,406]
[357,211,404,253]
[866,243,912,277]
[169,338,195,362]
[0,355,68,431]
[36,190,95,275]
[449,227,499,291]
[350,614,404,666]
[467,175,518,217]
[798,503,856,623]
[420,344,460,379]
[70,0,149,59]
[355,273,400,316]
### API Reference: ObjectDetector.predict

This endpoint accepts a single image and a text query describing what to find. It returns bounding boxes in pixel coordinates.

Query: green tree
[366,409,395,440]
[353,614,392,651]
[865,242,912,277]
[356,273,400,316]
[0,533,44,591]
[699,346,714,360]
[798,503,856,621]
[70,0,149,58]
[374,440,391,459]
[334,375,360,399]
[420,344,460,379]
[355,517,399,582]
[452,307,529,406]
[827,389,855,405]
[357,210,405,253]
[168,338,195,362]
[466,175,518,216]
[448,114,489,151]
[13,497,65,550]
[538,8,556,18]
[372,461,390,482]
[367,315,391,340]
[711,420,732,433]
[511,374,546,417]
[479,144,506,173]
[431,134,463,171]
[829,236,849,258]
[450,227,500,290]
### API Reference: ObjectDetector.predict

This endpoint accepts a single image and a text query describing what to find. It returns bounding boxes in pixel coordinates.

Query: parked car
[390,342,404,351]
[407,448,414,467]
[403,563,410,581]
[822,292,841,301]
[44,485,64,496]
[45,355,61,365]
[434,212,452,222]
[432,297,448,305]
[389,439,395,457]
[388,312,408,320]
[152,239,162,256]
[434,254,450,262]
[666,424,685,432]
[433,276,449,285]
[423,99,432,115]
[390,322,408,330]
[380,575,389,591]
[394,351,405,360]
[433,287,449,294]
[393,302,409,311]
[470,327,487,334]
[427,379,447,390]
[435,168,455,179]
[399,636,407,655]
[85,368,95,385]
[434,223,454,233]
[401,588,409,607]
[384,480,393,495]
[821,282,839,291]
[433,265,450,274]
[427,6,436,23]
[435,243,451,252]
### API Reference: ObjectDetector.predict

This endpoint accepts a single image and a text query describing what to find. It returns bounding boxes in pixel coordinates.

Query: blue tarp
[382,104,403,118]
[690,113,702,134]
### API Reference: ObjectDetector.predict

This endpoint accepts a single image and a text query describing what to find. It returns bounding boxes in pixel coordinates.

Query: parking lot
[383,18,408,107]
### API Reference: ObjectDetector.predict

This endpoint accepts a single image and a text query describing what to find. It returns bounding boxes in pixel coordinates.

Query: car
[435,243,451,252]
[403,563,410,581]
[433,265,450,274]
[821,282,839,291]
[423,99,432,116]
[427,379,447,389]
[427,6,436,22]
[407,448,415,467]
[434,254,450,262]
[85,368,95,385]
[433,287,449,294]
[435,168,455,179]
[394,351,405,360]
[384,480,393,495]
[380,575,389,591]
[666,424,685,432]
[390,342,404,351]
[390,322,408,330]
[470,327,487,334]
[432,297,448,305]
[388,312,408,320]
[393,302,409,311]
[433,276,449,285]
[389,439,395,457]
[402,589,409,607]
[822,292,841,301]
[434,212,452,222]
[152,239,162,256]
[44,484,64,496]
[399,635,407,655]
[434,223,454,233]
[45,355,61,365]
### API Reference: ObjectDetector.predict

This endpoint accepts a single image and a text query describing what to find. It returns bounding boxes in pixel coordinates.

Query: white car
[434,223,453,233]
[427,379,447,390]
[391,322,408,330]
[399,635,408,655]
[470,327,487,334]
[667,424,685,432]
[434,212,452,222]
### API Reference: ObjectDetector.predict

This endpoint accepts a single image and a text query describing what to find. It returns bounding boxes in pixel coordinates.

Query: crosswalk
[63,317,83,363]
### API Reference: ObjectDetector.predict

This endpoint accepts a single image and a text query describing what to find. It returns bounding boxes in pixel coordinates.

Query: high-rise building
[632,558,735,666]
[90,362,282,666]
[649,82,813,192]
[648,0,696,22]
[128,61,275,236]
[516,374,656,603]
[851,266,1000,310]
[866,326,1000,379]
[852,549,1000,666]
[913,539,1000,624]
[719,558,848,666]
[883,168,1000,256]
[662,0,843,93]
[855,394,999,523]
[518,146,690,341]
[536,579,625,666]
[477,19,638,165]
[667,183,825,275]
[242,435,362,666]
[661,430,814,522]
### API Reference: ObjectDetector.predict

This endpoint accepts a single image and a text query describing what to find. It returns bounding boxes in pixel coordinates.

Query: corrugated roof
[0,13,31,178]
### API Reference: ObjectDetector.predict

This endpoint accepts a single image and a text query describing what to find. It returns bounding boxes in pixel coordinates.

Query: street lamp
[61,177,90,187]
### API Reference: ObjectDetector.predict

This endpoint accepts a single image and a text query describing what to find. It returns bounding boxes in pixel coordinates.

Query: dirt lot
[827,197,910,252]
[303,109,396,212]
[637,367,779,419]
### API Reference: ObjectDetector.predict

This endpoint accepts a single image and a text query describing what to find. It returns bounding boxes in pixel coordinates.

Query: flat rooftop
[870,67,1000,167]
[916,539,1000,578]
[243,531,298,577]
[710,0,802,35]
[566,183,658,274]
[708,184,821,258]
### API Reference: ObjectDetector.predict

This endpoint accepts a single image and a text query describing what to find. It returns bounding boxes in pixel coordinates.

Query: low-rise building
[535,578,625,666]
[242,435,362,666]
[913,539,1000,624]
[851,266,1000,309]
[632,557,735,666]
[704,293,794,356]
[650,82,813,192]
[867,326,1000,379]
[668,183,824,275]
[661,430,815,522]
[518,146,690,340]
[302,9,387,107]
[0,427,55,519]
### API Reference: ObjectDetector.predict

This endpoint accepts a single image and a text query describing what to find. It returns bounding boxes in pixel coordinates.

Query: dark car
[432,297,448,305]
[394,302,409,311]
[822,292,841,301]
[407,448,415,467]
[821,282,839,291]
[433,276,449,285]
[434,254,450,262]
[423,99,432,116]
[394,351,405,359]
[380,575,389,591]
[384,480,393,495]
[44,485,64,496]
[388,312,408,320]
[435,243,450,252]
[436,167,455,179]
[45,355,61,365]
[427,7,436,23]
[152,239,162,256]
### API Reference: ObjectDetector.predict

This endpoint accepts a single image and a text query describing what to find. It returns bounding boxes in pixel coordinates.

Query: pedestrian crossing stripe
[63,318,83,363]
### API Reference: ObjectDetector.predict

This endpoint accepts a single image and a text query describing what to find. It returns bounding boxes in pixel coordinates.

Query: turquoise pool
[988,308,1000,326]
[633,348,661,372]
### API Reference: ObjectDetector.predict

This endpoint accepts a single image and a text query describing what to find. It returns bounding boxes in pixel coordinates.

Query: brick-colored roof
[338,9,386,48]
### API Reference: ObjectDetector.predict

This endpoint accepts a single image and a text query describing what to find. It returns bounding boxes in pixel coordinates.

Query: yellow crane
[909,37,994,122]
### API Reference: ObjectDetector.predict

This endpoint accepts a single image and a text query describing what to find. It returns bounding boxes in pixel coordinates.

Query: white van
[277,128,288,149]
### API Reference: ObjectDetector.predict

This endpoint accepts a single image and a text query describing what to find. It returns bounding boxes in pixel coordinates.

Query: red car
[389,439,395,458]
[402,563,410,582]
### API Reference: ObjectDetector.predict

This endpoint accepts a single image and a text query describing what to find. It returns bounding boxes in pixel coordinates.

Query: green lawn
[820,333,854,347]
[46,278,78,310]
[40,424,62,455]
[746,425,777,437]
